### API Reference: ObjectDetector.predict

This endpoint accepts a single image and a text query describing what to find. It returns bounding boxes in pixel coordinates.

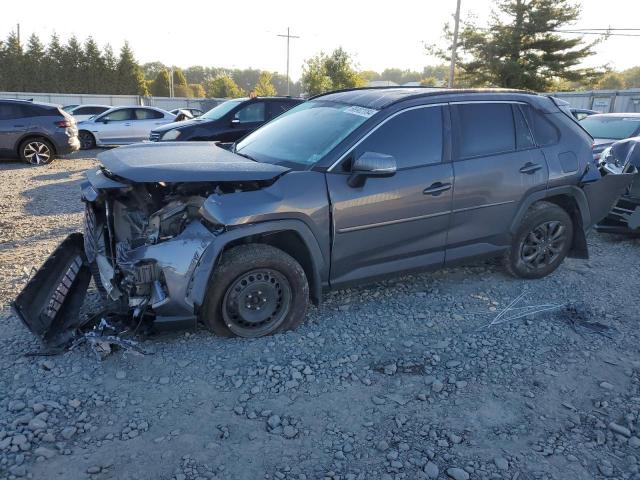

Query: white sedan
[77,106,176,149]
[63,104,111,122]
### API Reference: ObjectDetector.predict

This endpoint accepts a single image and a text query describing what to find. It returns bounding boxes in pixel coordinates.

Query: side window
[454,103,515,159]
[235,102,266,123]
[74,107,92,115]
[513,105,535,150]
[135,108,164,120]
[354,106,443,169]
[104,109,133,121]
[520,104,560,146]
[0,103,15,120]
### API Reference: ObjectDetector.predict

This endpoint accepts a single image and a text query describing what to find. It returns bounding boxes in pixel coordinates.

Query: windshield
[201,99,244,120]
[235,101,377,167]
[581,116,640,140]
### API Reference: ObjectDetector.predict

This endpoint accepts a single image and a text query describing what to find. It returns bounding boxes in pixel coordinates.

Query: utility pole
[448,0,462,88]
[277,27,300,96]
[16,23,20,44]
[169,67,174,98]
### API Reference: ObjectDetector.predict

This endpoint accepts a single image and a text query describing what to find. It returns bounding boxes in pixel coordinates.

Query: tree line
[2,0,640,101]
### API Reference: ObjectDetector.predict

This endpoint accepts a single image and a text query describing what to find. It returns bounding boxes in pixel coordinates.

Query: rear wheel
[19,138,55,165]
[79,131,96,150]
[505,201,573,279]
[202,244,309,338]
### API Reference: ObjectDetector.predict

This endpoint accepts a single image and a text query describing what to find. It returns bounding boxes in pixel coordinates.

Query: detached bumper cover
[11,233,92,347]
[581,173,635,229]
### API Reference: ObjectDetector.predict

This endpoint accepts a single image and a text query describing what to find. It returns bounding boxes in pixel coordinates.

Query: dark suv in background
[149,96,303,143]
[0,99,80,165]
[14,88,632,346]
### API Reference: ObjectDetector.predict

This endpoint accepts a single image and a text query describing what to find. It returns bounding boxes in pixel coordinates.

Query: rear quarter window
[520,104,560,146]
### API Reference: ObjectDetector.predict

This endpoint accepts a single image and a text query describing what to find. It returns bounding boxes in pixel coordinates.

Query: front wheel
[201,244,309,338]
[505,201,574,279]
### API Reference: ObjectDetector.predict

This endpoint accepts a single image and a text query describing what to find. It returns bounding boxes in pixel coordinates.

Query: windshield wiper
[234,150,258,162]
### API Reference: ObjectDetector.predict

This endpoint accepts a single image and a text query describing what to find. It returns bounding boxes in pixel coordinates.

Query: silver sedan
[77,106,176,149]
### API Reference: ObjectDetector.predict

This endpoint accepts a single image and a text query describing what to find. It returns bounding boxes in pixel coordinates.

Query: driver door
[327,105,454,286]
[225,101,266,142]
[97,108,135,144]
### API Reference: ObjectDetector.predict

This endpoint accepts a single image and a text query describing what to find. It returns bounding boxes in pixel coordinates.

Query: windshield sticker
[343,106,378,118]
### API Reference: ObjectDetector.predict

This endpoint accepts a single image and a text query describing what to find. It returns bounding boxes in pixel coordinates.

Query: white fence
[550,89,640,113]
[0,91,225,112]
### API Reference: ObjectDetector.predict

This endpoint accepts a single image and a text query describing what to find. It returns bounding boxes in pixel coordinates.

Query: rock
[68,399,81,409]
[598,462,614,477]
[34,446,56,459]
[158,377,170,385]
[8,400,26,412]
[447,467,470,480]
[446,360,461,368]
[432,380,444,393]
[28,416,47,431]
[267,415,281,429]
[376,440,389,451]
[115,370,127,380]
[424,462,439,478]
[9,465,27,477]
[372,395,386,405]
[61,426,77,440]
[87,465,101,474]
[494,456,508,471]
[283,425,298,439]
[630,437,640,448]
[599,381,614,390]
[608,422,631,437]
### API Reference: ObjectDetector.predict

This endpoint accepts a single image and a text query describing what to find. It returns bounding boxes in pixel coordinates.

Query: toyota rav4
[13,88,633,345]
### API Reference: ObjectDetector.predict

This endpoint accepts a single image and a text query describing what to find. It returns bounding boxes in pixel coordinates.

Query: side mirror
[348,151,397,187]
[100,118,110,124]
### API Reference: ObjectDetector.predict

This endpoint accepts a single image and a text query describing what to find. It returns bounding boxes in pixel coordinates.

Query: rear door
[446,101,548,262]
[327,104,453,286]
[131,108,170,142]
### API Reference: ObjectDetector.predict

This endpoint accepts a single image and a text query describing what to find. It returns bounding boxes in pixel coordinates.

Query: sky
[1,0,639,80]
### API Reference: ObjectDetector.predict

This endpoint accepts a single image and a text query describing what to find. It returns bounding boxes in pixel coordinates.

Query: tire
[201,244,309,338]
[505,201,574,279]
[79,131,96,150]
[19,138,55,165]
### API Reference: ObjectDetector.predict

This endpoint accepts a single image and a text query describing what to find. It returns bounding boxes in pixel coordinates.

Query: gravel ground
[1,152,640,480]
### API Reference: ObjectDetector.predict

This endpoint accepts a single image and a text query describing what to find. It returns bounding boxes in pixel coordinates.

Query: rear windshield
[581,116,640,140]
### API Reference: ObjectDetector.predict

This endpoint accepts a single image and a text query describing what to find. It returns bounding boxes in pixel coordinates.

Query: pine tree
[101,44,118,93]
[430,0,600,90]
[82,37,106,93]
[151,70,171,96]
[61,36,84,93]
[116,42,148,95]
[23,34,46,92]
[1,32,24,91]
[44,34,64,93]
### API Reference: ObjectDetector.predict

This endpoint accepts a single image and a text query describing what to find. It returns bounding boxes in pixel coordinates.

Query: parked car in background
[65,104,111,122]
[570,108,598,121]
[150,97,304,143]
[597,136,640,235]
[580,113,640,162]
[169,108,204,118]
[77,106,175,149]
[16,88,633,345]
[0,99,79,165]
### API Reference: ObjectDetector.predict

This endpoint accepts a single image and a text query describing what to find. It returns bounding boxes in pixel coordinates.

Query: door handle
[423,182,452,196]
[519,162,542,174]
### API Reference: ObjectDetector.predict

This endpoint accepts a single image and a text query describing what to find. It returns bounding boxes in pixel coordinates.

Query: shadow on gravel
[22,179,85,216]
[31,169,86,182]
[0,225,79,251]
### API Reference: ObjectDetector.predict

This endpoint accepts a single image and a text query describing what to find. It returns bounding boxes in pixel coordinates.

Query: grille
[149,132,161,142]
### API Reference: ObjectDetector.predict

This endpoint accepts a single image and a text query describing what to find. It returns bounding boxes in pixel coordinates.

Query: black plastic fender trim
[187,220,327,311]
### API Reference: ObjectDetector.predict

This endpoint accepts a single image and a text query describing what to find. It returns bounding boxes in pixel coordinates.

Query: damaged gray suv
[13,88,633,345]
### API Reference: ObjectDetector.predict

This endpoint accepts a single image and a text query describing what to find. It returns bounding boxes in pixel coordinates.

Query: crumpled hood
[97,142,289,183]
